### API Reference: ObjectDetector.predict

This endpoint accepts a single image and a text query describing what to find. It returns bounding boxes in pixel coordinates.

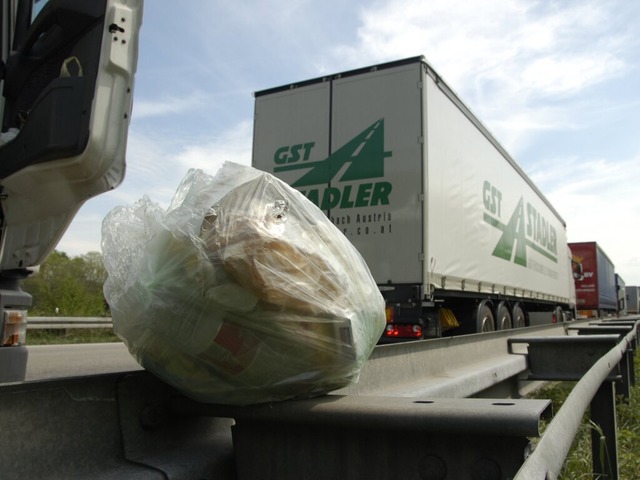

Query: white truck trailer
[252,56,575,341]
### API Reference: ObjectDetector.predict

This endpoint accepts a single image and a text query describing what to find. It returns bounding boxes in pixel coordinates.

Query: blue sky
[58,0,640,285]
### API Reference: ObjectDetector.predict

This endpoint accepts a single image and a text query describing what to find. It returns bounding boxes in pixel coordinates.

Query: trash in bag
[102,162,385,405]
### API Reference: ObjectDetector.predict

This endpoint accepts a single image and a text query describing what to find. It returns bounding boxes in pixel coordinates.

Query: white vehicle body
[0,0,142,380]
[252,56,575,339]
[0,0,142,271]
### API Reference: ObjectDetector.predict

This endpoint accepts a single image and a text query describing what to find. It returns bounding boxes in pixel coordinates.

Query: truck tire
[496,302,512,330]
[512,303,526,329]
[476,301,495,333]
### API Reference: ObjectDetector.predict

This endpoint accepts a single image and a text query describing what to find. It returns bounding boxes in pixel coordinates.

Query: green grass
[528,353,640,479]
[27,328,120,345]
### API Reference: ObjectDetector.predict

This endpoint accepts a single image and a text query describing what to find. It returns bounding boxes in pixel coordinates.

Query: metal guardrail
[27,317,113,330]
[4,316,638,479]
[512,317,639,480]
[339,322,568,399]
[163,317,637,480]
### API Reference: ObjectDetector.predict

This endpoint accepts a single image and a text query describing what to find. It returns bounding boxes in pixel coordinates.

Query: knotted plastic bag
[102,162,385,405]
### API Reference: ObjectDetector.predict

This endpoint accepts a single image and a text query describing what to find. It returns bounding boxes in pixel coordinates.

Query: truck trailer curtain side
[252,56,575,339]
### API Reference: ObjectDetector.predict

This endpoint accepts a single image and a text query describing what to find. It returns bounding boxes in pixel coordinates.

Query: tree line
[21,251,110,317]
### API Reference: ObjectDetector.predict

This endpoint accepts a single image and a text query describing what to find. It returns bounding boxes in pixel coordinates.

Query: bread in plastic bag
[102,162,385,405]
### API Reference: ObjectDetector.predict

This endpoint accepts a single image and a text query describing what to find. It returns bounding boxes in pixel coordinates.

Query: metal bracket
[508,335,622,381]
[171,394,552,480]
[570,324,636,397]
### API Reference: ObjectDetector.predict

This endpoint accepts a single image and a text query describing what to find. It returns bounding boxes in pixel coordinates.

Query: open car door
[0,0,142,383]
[0,0,142,272]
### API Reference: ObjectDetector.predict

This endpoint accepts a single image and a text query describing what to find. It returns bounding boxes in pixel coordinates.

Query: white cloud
[520,55,624,96]
[56,120,253,257]
[174,120,253,174]
[531,154,640,284]
[341,0,630,88]
[132,92,212,118]
[328,0,634,156]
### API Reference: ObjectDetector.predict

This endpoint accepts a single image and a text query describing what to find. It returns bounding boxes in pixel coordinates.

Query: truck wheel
[476,302,495,333]
[512,303,526,329]
[496,302,512,330]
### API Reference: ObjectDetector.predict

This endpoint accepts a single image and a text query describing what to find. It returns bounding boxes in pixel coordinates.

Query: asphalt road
[25,343,143,381]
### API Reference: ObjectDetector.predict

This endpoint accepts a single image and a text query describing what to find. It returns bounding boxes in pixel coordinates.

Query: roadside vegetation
[21,250,110,317]
[529,352,640,479]
[28,328,119,345]
[22,250,118,345]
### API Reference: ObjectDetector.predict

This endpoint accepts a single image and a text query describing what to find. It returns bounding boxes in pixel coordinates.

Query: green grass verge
[27,329,120,345]
[528,353,640,479]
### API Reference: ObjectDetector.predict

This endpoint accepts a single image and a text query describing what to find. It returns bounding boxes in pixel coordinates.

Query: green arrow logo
[484,197,558,266]
[274,119,392,187]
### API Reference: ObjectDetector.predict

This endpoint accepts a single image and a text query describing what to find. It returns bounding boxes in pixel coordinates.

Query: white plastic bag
[102,162,385,405]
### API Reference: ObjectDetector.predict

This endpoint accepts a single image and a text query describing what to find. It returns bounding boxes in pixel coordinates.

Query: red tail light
[383,323,422,339]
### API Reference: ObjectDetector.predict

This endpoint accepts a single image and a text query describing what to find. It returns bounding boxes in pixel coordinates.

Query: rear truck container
[626,286,640,314]
[569,242,617,318]
[251,56,575,341]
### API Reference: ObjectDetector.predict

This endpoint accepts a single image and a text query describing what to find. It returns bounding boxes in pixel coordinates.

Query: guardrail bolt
[470,458,501,480]
[418,454,446,480]
[140,404,165,429]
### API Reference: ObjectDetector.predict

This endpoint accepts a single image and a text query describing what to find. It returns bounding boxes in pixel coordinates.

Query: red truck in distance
[569,242,617,318]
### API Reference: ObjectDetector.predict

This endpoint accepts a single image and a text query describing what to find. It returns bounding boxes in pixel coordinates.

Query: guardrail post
[628,348,636,387]
[591,381,619,480]
[618,351,632,399]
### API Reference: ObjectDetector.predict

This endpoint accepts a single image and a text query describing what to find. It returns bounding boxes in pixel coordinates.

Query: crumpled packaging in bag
[102,162,385,405]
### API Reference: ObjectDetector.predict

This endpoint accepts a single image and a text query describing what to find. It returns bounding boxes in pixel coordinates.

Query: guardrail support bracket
[172,394,552,480]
